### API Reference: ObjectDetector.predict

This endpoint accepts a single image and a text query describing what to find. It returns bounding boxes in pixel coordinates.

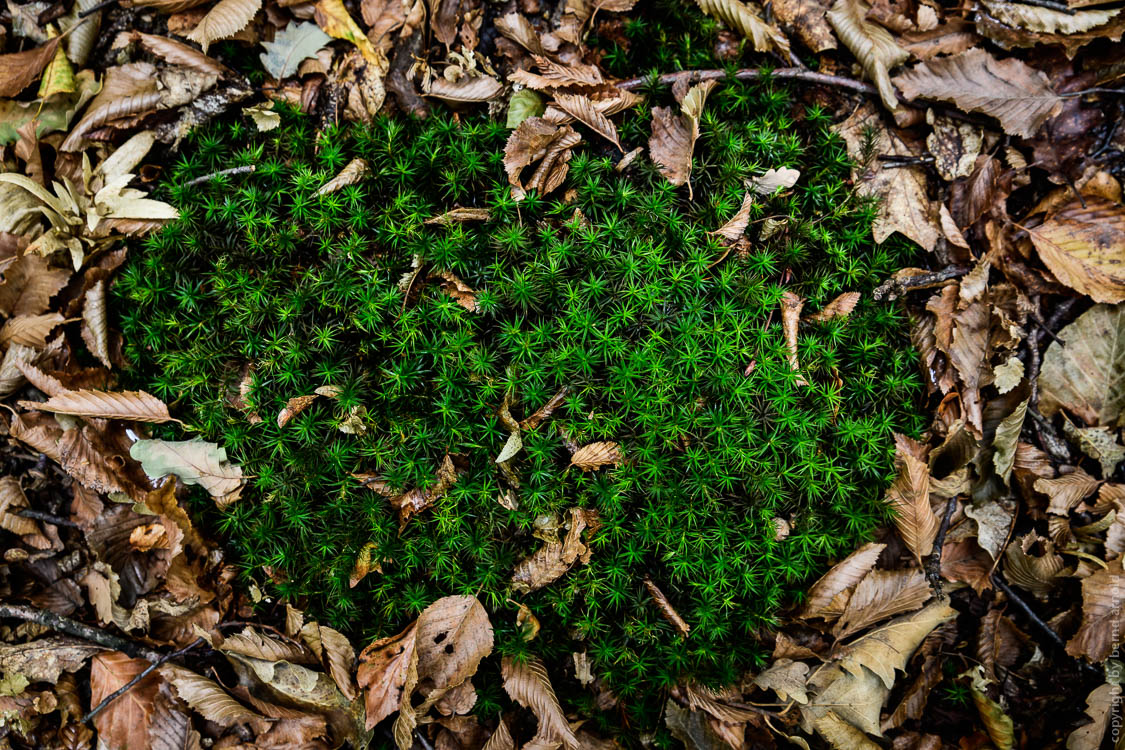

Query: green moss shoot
[117,55,923,739]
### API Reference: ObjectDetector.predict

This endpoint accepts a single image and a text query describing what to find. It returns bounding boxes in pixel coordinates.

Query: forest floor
[0,0,1123,748]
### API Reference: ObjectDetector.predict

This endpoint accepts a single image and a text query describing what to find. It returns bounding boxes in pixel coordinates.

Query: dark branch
[81,638,204,725]
[0,604,163,662]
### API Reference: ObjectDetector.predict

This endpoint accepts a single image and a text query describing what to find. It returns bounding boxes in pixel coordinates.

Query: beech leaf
[570,441,623,471]
[130,438,244,498]
[892,48,1063,138]
[1027,197,1125,304]
[501,656,578,750]
[186,0,262,53]
[801,542,886,620]
[551,93,621,149]
[885,434,937,564]
[1039,303,1125,428]
[827,0,909,110]
[25,389,175,423]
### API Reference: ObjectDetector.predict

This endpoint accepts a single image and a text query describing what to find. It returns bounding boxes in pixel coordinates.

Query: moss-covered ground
[117,2,923,736]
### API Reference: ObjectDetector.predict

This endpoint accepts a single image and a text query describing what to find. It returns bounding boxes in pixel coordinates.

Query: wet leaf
[91,652,161,750]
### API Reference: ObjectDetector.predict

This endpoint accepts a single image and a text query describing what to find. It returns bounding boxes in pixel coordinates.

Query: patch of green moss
[117,75,922,735]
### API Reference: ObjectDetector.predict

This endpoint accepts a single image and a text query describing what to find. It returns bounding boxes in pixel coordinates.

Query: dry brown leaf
[0,312,64,349]
[0,37,61,97]
[82,279,112,368]
[832,104,940,251]
[510,56,603,90]
[432,270,479,312]
[520,385,568,431]
[162,664,266,726]
[426,75,504,103]
[551,93,621,149]
[1039,303,1125,428]
[357,621,417,729]
[885,433,936,564]
[414,595,494,692]
[772,0,835,51]
[753,658,810,704]
[648,81,715,195]
[802,542,886,621]
[1027,198,1125,303]
[425,207,491,225]
[892,48,1062,138]
[0,637,103,684]
[780,291,807,385]
[130,31,230,78]
[494,13,545,55]
[1067,559,1125,662]
[643,577,691,638]
[750,166,801,195]
[512,507,598,593]
[833,569,931,638]
[827,0,909,110]
[25,389,175,423]
[694,0,791,58]
[501,656,578,750]
[386,453,459,529]
[186,0,261,53]
[300,621,357,702]
[349,541,382,587]
[91,652,161,750]
[1003,533,1068,597]
[277,394,318,428]
[316,157,370,196]
[711,192,753,241]
[0,476,42,537]
[482,719,515,750]
[0,253,71,317]
[1036,467,1101,515]
[950,298,989,430]
[570,441,622,471]
[807,292,861,323]
[504,118,581,197]
[1068,683,1118,750]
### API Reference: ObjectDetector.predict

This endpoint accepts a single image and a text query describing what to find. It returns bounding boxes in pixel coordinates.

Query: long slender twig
[184,165,257,187]
[616,67,877,96]
[0,604,163,662]
[991,575,1065,648]
[925,497,959,592]
[16,508,79,529]
[872,265,970,301]
[81,638,204,725]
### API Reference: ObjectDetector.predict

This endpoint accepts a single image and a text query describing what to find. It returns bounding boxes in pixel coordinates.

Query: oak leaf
[892,48,1062,138]
[259,21,332,80]
[1027,198,1125,304]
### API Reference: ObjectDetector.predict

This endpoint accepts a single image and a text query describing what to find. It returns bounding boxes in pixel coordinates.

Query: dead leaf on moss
[694,0,791,58]
[570,441,622,471]
[780,291,807,385]
[648,80,715,196]
[643,577,691,638]
[316,157,370,196]
[807,292,860,323]
[512,507,599,593]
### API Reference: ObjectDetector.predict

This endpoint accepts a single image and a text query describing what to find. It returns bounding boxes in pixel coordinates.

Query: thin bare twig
[81,638,204,725]
[16,508,79,529]
[873,266,970,301]
[0,604,163,662]
[616,68,877,96]
[991,574,1101,677]
[184,165,256,187]
[925,497,959,592]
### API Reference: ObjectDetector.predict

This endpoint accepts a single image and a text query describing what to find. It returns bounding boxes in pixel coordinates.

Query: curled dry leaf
[643,577,691,638]
[801,542,885,621]
[892,48,1062,138]
[711,192,753,241]
[494,13,545,55]
[827,0,909,110]
[807,292,860,323]
[504,117,582,198]
[1003,533,1068,597]
[316,157,370,196]
[162,664,266,726]
[426,75,504,103]
[187,0,262,53]
[349,541,382,587]
[570,441,622,471]
[82,279,111,368]
[694,0,791,57]
[885,434,937,565]
[384,453,459,529]
[551,93,621,149]
[833,568,931,638]
[754,658,810,704]
[1027,197,1125,304]
[965,666,1015,750]
[1039,303,1125,428]
[24,389,174,423]
[510,56,603,90]
[425,207,491,225]
[277,394,319,428]
[501,656,578,750]
[130,438,244,499]
[780,291,807,385]
[1067,560,1125,662]
[519,385,568,431]
[750,167,801,195]
[648,80,715,195]
[432,270,479,312]
[512,507,599,593]
[1067,683,1118,750]
[0,37,61,98]
[0,312,64,349]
